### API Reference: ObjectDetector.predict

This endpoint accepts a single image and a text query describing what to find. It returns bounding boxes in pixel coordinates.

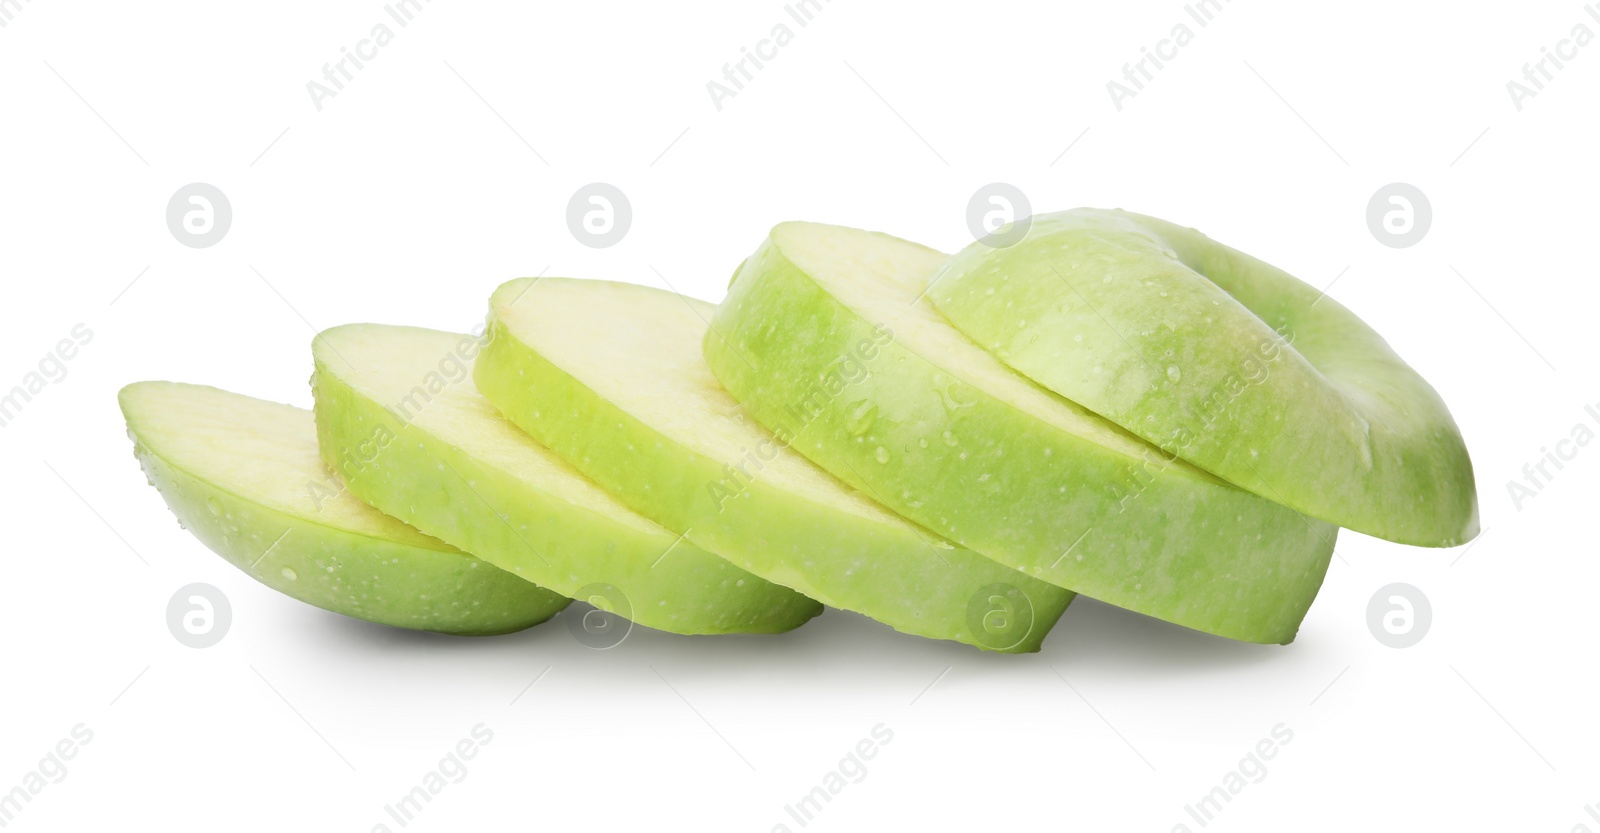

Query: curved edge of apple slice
[119,381,569,636]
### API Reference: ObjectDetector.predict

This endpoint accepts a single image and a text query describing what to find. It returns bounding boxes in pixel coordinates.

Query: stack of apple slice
[121,209,1478,651]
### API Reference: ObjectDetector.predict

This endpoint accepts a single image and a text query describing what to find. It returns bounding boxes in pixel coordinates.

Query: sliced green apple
[311,323,821,636]
[118,381,568,635]
[477,278,1072,653]
[703,221,1337,644]
[928,208,1478,546]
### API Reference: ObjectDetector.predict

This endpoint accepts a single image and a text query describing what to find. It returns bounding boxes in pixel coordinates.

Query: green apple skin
[120,382,568,636]
[312,324,821,637]
[476,278,1071,653]
[703,222,1337,644]
[928,209,1478,547]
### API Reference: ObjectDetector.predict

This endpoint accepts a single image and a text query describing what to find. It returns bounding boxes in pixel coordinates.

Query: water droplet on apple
[281,567,298,581]
[939,381,977,411]
[1166,366,1182,382]
[874,447,890,464]
[846,401,877,436]
[206,497,224,516]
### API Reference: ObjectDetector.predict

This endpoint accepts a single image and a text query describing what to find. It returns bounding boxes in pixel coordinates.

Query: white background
[1,1,1595,830]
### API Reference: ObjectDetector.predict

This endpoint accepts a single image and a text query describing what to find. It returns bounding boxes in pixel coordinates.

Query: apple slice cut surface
[478,278,1072,653]
[119,381,569,635]
[312,323,821,636]
[928,208,1478,547]
[703,221,1337,644]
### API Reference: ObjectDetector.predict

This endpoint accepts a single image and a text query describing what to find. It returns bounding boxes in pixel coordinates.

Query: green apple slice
[477,278,1072,653]
[118,381,569,635]
[703,221,1338,644]
[928,208,1478,547]
[311,323,821,636]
